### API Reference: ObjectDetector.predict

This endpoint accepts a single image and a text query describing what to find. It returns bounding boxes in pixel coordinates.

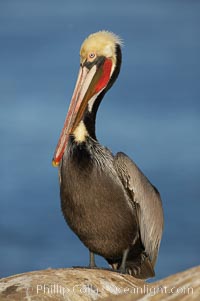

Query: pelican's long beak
[52,57,113,167]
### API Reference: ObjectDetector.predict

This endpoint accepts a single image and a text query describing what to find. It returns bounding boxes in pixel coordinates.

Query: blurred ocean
[0,0,199,280]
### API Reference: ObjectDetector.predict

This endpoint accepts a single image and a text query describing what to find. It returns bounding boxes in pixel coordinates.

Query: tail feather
[125,253,155,279]
[108,251,155,279]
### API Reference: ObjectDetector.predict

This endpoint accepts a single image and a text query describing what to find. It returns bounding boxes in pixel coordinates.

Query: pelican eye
[87,52,96,61]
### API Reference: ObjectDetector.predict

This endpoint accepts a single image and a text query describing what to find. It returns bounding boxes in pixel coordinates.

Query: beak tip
[52,158,59,167]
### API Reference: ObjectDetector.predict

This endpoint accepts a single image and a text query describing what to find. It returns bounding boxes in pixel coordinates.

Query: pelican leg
[119,248,129,274]
[89,251,97,268]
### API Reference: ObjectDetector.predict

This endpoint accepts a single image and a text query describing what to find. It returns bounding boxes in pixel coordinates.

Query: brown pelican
[52,31,164,279]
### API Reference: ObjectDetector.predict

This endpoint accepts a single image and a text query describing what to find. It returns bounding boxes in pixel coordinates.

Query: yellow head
[80,31,122,69]
[53,31,122,166]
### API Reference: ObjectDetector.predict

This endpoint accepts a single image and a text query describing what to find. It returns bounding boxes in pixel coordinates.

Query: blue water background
[0,0,200,280]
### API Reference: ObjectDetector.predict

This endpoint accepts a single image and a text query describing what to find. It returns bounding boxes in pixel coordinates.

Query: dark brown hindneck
[83,44,122,140]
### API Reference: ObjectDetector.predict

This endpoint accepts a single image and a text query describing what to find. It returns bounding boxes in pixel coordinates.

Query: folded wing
[114,152,164,267]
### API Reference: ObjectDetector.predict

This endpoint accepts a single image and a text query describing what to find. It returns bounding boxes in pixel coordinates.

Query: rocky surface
[0,266,199,300]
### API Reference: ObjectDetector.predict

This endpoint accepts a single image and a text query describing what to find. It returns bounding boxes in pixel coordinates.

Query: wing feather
[114,152,164,266]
